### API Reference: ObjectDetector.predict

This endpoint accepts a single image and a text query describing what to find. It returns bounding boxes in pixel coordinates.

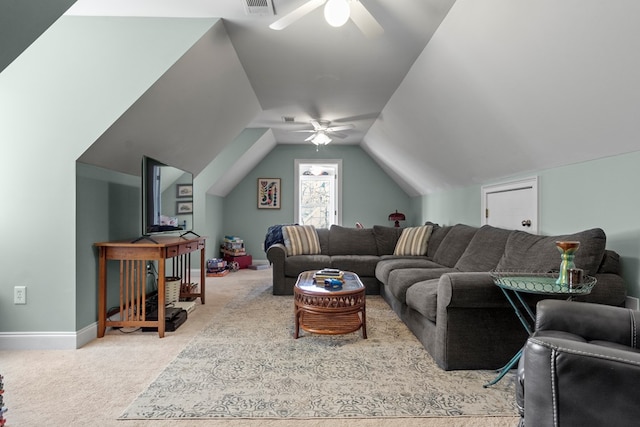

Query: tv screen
[142,156,194,236]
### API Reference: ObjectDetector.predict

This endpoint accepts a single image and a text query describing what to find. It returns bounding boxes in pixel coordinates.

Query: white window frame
[294,159,342,226]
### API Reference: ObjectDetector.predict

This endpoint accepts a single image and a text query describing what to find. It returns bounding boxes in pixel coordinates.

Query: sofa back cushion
[599,250,621,274]
[495,228,607,276]
[328,225,378,256]
[393,225,434,256]
[373,225,403,255]
[426,223,450,258]
[314,228,330,254]
[454,225,512,272]
[282,225,321,256]
[431,224,479,267]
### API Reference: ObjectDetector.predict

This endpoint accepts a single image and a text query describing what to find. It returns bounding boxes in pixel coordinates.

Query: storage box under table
[223,254,252,269]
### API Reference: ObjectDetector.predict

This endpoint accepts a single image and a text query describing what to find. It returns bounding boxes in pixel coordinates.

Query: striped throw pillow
[393,225,434,256]
[282,225,321,256]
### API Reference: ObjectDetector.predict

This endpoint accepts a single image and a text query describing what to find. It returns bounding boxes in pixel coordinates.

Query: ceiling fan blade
[291,129,316,133]
[269,0,326,31]
[326,124,355,132]
[310,119,324,131]
[350,0,384,38]
[304,134,317,142]
[333,112,380,123]
[250,120,310,128]
[328,132,348,139]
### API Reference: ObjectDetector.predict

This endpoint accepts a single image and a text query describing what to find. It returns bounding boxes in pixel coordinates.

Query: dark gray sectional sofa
[266,223,627,370]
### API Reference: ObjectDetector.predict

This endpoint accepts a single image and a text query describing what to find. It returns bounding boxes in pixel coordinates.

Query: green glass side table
[483,272,597,388]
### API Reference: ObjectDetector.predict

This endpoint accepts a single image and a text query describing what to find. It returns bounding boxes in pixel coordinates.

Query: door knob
[521,219,532,227]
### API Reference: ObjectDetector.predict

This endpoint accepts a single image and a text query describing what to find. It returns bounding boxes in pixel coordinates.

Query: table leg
[500,288,534,335]
[97,248,107,338]
[485,288,534,387]
[294,307,300,339]
[157,259,166,338]
[483,348,523,388]
[199,245,206,304]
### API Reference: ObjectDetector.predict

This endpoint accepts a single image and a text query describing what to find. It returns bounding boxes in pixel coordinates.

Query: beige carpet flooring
[0,268,519,427]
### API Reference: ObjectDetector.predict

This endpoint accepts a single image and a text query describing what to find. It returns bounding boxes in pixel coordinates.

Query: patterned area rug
[121,284,517,420]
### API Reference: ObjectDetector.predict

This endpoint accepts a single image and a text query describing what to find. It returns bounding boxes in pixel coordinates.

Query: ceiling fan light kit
[269,0,383,37]
[324,0,350,27]
[309,132,332,145]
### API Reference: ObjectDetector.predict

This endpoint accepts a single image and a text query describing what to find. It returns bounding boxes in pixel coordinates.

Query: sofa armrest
[522,334,640,427]
[266,243,287,264]
[535,299,640,347]
[437,272,510,308]
[266,244,287,295]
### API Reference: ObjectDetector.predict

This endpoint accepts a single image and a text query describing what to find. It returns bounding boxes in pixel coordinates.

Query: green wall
[0,16,216,342]
[76,163,140,329]
[422,150,640,298]
[222,144,414,260]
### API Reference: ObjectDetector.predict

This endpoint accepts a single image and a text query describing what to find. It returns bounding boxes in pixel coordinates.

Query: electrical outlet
[14,286,26,304]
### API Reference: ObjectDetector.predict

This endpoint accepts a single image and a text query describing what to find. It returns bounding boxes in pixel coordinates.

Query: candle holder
[556,241,580,285]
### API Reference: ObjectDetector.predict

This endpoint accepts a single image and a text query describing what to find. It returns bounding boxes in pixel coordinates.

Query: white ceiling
[68,0,640,196]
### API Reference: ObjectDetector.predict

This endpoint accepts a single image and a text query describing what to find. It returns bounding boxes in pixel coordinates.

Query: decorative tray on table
[489,271,597,295]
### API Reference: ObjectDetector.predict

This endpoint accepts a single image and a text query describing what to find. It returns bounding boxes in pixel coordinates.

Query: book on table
[313,268,344,282]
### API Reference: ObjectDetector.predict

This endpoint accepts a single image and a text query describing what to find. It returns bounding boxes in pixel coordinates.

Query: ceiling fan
[269,0,384,38]
[290,119,355,145]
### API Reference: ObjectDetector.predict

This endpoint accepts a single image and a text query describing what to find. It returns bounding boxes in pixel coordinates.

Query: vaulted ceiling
[5,1,640,197]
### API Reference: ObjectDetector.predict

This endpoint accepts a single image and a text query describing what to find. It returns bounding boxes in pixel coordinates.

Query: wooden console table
[95,235,206,338]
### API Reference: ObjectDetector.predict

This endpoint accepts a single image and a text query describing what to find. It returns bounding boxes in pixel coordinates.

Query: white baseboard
[0,322,97,350]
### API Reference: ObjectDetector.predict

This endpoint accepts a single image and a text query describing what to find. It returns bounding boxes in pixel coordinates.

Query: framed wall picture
[258,178,281,209]
[176,184,193,198]
[176,201,193,214]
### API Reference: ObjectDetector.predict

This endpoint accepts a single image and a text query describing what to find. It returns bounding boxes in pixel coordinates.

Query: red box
[223,254,252,269]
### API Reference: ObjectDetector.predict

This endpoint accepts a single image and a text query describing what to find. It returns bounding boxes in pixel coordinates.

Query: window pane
[300,177,333,228]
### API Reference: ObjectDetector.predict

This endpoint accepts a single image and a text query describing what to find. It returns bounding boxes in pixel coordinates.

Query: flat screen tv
[141,156,195,237]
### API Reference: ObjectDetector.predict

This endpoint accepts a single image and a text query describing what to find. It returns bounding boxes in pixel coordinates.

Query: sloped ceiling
[10,0,640,196]
[78,19,262,178]
[364,0,640,196]
[0,0,76,73]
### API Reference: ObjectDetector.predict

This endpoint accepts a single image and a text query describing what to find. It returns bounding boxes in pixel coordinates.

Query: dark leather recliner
[517,299,640,427]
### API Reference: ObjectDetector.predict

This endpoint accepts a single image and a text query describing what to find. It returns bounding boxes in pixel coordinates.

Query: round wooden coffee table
[293,270,367,339]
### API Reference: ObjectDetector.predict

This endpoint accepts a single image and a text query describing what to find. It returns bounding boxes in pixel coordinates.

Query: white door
[481,177,538,234]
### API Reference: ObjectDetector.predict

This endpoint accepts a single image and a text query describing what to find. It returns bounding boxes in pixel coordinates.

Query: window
[295,160,342,228]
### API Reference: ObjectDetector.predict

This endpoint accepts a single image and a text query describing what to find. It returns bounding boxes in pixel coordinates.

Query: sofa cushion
[316,228,330,254]
[426,223,448,258]
[328,225,378,256]
[496,228,607,276]
[454,225,512,272]
[394,225,434,256]
[387,268,455,304]
[375,257,442,283]
[431,224,479,267]
[284,255,332,276]
[330,255,380,278]
[405,279,440,322]
[599,250,621,274]
[373,225,403,255]
[282,225,321,256]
